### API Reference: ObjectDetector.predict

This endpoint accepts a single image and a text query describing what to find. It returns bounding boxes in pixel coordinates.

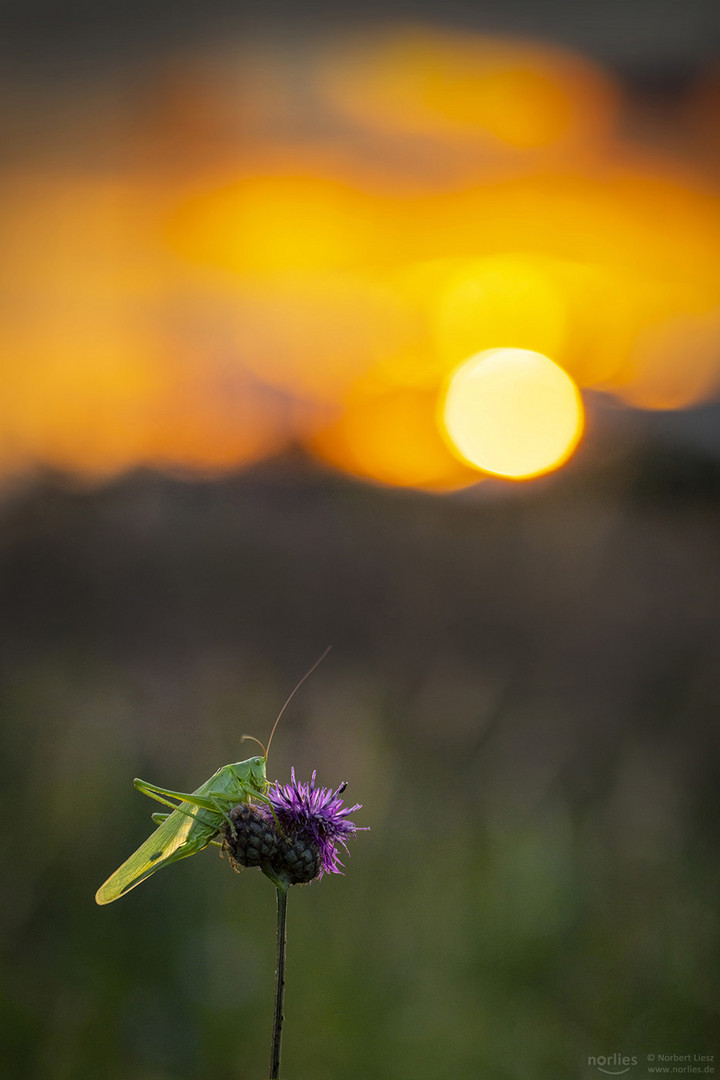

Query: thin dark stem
[269,882,289,1080]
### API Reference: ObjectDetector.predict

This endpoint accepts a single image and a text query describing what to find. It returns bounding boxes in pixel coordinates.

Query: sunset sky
[1,12,719,491]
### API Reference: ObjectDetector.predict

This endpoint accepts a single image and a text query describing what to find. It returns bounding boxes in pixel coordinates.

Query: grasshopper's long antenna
[255,646,332,762]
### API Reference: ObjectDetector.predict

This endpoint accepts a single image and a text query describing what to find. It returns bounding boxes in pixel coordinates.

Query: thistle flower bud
[223,804,322,885]
[223,803,279,870]
[270,832,323,886]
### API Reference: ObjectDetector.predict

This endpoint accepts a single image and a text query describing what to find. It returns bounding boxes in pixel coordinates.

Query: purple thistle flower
[268,769,366,877]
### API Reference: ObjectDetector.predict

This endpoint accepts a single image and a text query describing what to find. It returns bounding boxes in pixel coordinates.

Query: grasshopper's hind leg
[135,777,268,834]
[134,778,227,814]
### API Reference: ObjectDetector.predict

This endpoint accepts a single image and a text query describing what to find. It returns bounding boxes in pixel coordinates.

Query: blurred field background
[1,0,720,1077]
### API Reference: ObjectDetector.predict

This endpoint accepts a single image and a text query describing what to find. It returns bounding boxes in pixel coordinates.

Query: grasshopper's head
[247,754,268,793]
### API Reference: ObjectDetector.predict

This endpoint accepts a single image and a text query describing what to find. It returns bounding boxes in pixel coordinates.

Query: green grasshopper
[95,650,330,905]
[94,754,271,904]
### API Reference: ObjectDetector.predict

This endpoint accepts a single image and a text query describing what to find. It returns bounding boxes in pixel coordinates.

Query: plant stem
[269,882,289,1080]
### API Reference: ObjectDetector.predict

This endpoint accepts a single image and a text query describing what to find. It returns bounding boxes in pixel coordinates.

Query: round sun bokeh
[440,347,585,479]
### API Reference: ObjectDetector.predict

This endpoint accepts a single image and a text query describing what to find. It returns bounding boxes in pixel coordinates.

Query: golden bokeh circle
[441,347,585,479]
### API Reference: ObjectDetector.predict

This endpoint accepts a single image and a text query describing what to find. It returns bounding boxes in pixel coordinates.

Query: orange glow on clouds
[167,169,387,275]
[315,27,618,149]
[432,254,568,367]
[311,382,476,491]
[620,309,720,410]
[226,270,415,403]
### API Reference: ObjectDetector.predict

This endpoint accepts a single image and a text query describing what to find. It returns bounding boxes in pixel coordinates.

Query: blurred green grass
[1,453,719,1078]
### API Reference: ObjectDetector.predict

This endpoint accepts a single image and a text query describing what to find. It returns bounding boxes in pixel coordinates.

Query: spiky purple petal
[267,769,366,877]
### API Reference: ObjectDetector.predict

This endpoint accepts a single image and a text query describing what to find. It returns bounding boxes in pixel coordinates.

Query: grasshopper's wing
[95,807,215,905]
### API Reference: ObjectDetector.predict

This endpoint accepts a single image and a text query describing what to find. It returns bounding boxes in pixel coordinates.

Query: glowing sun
[441,347,584,479]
